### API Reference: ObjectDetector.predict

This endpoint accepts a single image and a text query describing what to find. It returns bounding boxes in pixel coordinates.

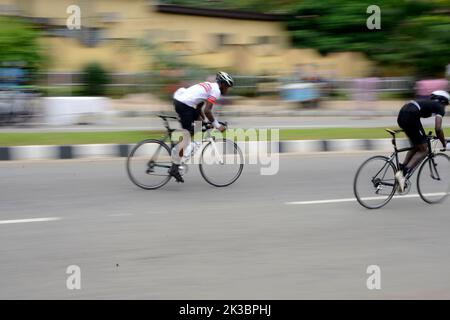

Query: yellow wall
[40,37,151,72]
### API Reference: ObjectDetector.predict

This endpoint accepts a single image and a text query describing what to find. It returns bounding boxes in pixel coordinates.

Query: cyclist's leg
[172,129,191,164]
[172,100,196,163]
[397,106,420,173]
[170,101,199,182]
[404,121,427,177]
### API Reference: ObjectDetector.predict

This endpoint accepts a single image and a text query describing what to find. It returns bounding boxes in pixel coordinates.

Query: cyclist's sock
[171,145,181,165]
[402,164,407,176]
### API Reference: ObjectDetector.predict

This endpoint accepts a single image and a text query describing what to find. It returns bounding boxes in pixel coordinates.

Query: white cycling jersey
[173,81,221,108]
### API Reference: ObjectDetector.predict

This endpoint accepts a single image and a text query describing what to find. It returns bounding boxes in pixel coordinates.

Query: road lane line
[286,193,449,205]
[0,217,62,225]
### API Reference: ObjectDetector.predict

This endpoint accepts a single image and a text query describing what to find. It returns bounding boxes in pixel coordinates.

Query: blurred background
[2,1,450,300]
[0,0,449,125]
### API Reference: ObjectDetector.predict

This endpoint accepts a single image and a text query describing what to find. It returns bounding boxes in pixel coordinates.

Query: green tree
[80,62,110,96]
[285,0,450,77]
[0,16,44,72]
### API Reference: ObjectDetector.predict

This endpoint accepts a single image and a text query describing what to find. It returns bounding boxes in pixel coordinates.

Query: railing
[35,72,416,95]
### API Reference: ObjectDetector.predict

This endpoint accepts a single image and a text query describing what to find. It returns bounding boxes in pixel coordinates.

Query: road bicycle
[353,128,450,209]
[126,115,244,189]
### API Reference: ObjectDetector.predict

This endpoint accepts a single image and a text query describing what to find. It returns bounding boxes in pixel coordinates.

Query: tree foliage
[80,62,110,96]
[285,0,450,77]
[0,16,44,71]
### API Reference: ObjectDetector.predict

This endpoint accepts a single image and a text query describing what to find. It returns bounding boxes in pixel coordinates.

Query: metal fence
[37,72,415,95]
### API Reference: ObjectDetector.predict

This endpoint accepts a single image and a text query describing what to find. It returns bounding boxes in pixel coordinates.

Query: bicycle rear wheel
[417,153,450,204]
[353,156,397,209]
[126,139,172,190]
[199,139,244,187]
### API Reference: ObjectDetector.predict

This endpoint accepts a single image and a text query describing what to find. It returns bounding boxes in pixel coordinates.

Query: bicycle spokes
[354,156,397,209]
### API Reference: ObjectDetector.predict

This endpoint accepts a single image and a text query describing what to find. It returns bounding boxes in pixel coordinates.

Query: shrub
[80,62,110,96]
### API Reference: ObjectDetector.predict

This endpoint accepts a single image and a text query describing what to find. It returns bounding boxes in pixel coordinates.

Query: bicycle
[126,115,244,190]
[353,128,450,209]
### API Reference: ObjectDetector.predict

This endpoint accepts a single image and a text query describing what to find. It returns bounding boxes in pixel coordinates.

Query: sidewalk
[110,94,403,117]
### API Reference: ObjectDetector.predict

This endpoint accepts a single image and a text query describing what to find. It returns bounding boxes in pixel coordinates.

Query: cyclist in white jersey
[169,71,234,182]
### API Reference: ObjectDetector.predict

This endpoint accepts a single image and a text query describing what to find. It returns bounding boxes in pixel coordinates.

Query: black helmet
[216,71,234,87]
[430,90,450,106]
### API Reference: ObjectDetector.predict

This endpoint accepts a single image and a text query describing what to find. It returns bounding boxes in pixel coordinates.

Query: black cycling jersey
[411,99,445,118]
[397,99,446,146]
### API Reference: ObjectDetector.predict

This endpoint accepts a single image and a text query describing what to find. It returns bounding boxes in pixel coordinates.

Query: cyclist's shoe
[169,163,184,183]
[395,170,406,193]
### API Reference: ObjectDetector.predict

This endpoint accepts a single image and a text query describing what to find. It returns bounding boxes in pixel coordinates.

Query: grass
[0,131,165,146]
[0,127,445,146]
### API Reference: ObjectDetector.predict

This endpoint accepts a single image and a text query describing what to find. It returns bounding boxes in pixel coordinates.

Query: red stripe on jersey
[207,96,217,104]
[199,83,209,93]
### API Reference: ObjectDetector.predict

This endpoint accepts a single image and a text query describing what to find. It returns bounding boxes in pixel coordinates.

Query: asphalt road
[2,116,441,132]
[1,153,450,299]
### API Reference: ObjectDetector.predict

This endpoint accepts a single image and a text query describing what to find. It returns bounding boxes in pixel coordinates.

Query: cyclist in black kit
[396,90,450,192]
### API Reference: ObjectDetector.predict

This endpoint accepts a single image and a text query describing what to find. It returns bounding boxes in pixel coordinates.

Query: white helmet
[431,90,450,105]
[216,71,234,87]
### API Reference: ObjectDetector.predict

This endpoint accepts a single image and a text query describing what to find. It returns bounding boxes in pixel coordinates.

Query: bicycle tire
[417,153,450,204]
[353,155,397,209]
[199,139,244,187]
[126,139,172,190]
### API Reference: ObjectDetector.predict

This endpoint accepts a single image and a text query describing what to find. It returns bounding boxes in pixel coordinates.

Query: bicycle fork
[428,157,441,181]
[209,138,224,165]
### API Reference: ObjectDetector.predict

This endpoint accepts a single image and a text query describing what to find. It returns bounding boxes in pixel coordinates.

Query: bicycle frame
[147,116,224,169]
[370,131,441,190]
[383,131,440,182]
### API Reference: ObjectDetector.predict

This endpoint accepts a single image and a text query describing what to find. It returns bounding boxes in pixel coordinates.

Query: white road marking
[0,217,62,225]
[108,213,134,217]
[286,193,449,205]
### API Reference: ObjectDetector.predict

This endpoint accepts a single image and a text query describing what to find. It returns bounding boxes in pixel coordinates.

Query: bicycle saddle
[157,114,178,120]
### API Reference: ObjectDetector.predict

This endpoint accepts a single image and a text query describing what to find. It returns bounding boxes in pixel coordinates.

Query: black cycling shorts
[173,100,199,134]
[397,103,427,146]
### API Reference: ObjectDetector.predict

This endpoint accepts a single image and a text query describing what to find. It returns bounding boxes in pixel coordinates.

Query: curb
[0,138,411,161]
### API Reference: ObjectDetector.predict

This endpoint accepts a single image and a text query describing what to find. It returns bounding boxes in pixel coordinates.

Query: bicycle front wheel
[126,139,172,190]
[199,139,244,187]
[353,156,397,209]
[417,153,450,204]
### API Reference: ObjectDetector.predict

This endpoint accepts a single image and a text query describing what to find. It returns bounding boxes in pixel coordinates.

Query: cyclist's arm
[203,101,223,130]
[435,115,446,148]
[195,102,206,121]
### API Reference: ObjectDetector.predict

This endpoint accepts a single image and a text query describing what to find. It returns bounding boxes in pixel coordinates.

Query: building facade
[0,0,373,77]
